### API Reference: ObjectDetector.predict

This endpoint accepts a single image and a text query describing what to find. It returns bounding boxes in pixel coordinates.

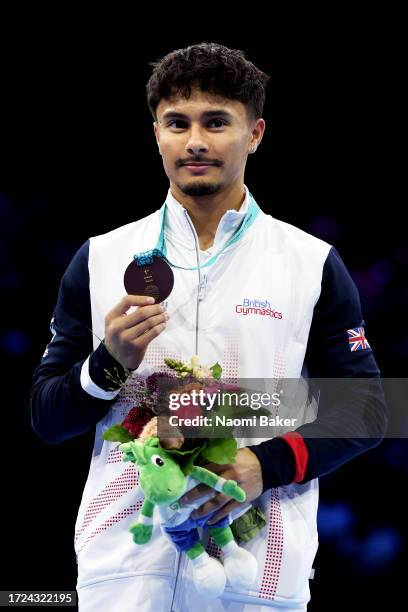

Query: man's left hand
[179,447,263,524]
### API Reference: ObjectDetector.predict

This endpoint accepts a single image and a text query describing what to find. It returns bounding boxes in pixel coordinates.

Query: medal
[124,252,174,303]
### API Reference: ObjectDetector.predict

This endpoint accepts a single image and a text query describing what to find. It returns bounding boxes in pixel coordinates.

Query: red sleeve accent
[281,432,309,483]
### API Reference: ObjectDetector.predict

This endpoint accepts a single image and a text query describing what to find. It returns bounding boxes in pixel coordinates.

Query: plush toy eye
[151,454,164,467]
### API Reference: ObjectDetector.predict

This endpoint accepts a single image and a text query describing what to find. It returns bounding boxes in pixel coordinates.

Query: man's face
[154,86,264,197]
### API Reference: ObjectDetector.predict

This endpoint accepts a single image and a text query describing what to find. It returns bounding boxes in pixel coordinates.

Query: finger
[201,462,235,478]
[207,500,242,524]
[191,493,230,520]
[125,303,166,323]
[132,322,167,347]
[106,295,155,322]
[179,483,214,506]
[124,312,169,340]
[119,304,166,331]
[160,436,184,450]
[178,464,236,506]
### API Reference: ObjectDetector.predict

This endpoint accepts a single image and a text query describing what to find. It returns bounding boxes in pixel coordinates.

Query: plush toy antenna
[145,437,160,448]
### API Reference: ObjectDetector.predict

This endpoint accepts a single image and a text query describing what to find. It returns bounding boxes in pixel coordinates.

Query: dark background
[1,18,406,612]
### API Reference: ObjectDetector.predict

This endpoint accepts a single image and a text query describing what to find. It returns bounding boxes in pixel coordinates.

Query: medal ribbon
[134,191,261,270]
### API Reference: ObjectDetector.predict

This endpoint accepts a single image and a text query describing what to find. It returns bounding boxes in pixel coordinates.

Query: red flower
[122,405,154,438]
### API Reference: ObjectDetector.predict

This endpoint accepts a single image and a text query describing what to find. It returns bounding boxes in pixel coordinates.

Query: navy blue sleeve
[249,246,388,491]
[29,240,133,444]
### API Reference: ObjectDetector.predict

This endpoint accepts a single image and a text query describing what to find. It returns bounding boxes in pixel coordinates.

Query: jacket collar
[163,184,250,252]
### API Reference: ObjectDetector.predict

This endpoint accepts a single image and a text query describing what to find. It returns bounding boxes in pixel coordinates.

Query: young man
[30,43,387,611]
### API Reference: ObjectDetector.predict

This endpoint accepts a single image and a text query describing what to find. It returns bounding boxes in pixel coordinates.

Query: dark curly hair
[146,42,270,122]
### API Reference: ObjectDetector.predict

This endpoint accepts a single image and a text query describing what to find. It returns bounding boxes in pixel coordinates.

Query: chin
[177,181,223,197]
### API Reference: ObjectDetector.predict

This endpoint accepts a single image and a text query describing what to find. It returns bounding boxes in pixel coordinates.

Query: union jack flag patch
[347,327,371,351]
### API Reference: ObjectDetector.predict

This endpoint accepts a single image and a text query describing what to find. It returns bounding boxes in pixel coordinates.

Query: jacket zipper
[183,208,202,355]
[168,551,182,612]
[167,210,201,611]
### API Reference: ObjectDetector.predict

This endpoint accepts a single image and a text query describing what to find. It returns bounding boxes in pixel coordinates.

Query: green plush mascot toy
[119,436,259,599]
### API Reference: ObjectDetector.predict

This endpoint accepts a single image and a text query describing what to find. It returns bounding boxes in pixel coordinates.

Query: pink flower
[176,402,203,421]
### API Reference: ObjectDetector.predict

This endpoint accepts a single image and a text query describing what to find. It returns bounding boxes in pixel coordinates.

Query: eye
[168,120,187,129]
[208,118,226,128]
[151,454,164,467]
[167,119,226,129]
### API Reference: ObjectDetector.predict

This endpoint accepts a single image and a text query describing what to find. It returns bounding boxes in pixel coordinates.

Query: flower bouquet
[102,356,266,598]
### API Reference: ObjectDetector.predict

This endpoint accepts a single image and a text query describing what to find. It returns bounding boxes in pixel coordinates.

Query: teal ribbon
[134,192,260,271]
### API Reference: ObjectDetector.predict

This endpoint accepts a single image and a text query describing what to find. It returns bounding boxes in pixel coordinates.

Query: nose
[185,125,209,157]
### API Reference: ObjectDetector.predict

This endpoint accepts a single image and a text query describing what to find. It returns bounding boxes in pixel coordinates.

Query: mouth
[181,163,216,173]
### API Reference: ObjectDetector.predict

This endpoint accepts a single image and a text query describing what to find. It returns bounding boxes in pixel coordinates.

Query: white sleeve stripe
[214,477,227,492]
[80,355,122,400]
[138,514,153,525]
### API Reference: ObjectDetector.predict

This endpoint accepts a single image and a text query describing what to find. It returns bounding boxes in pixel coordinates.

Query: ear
[248,117,266,152]
[153,122,162,155]
[153,121,159,142]
[119,441,147,465]
[131,441,148,465]
[119,442,136,463]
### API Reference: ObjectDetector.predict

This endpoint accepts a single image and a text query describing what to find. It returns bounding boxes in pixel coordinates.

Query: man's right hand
[104,295,169,371]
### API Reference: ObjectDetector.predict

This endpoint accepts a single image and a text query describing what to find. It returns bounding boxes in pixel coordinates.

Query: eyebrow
[160,109,234,121]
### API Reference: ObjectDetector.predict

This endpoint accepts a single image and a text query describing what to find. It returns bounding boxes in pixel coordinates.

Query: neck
[170,181,246,250]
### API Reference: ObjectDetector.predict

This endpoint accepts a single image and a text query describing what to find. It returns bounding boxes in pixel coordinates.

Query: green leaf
[165,443,206,475]
[231,506,267,543]
[165,446,201,457]
[200,438,237,464]
[102,424,133,443]
[210,362,222,380]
